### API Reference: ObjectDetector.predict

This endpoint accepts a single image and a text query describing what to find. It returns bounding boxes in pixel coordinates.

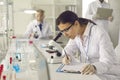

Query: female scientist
[56,11,118,80]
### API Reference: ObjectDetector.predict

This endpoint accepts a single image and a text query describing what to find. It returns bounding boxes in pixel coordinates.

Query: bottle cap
[12,36,16,39]
[29,40,33,44]
[3,75,6,80]
[10,57,12,64]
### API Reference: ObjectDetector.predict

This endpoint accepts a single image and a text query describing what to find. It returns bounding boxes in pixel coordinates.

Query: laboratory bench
[0,38,101,80]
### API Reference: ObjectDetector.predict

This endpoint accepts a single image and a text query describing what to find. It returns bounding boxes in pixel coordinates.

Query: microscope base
[47,57,62,64]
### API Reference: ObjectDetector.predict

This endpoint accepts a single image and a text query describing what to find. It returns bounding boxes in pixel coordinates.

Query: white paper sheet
[60,63,87,73]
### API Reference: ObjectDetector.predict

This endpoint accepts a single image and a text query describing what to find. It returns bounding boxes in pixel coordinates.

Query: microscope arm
[48,40,63,54]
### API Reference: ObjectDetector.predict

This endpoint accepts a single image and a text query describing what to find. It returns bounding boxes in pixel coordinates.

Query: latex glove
[108,16,113,21]
[62,55,71,65]
[80,64,96,75]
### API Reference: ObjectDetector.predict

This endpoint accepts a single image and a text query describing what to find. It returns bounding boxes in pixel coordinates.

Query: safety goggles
[60,23,74,33]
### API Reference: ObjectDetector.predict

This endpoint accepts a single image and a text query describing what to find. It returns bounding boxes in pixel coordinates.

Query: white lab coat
[85,0,111,32]
[63,22,119,80]
[24,20,53,39]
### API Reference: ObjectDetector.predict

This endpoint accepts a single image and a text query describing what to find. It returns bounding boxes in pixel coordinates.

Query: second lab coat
[85,0,111,32]
[24,20,53,39]
[63,22,119,80]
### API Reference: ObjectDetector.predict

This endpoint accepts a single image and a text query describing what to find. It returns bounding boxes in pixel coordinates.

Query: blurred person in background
[24,9,53,40]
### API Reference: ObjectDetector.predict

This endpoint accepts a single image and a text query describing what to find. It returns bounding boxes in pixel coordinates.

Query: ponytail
[77,18,96,26]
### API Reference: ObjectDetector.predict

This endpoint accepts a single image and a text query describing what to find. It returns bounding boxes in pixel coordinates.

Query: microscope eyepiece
[53,32,62,41]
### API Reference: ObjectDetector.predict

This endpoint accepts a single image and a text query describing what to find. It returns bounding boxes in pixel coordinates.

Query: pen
[64,49,69,60]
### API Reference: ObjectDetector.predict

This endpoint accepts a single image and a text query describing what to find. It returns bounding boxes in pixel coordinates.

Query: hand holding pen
[62,49,71,65]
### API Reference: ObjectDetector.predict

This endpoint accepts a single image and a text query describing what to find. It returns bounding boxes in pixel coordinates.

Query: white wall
[108,0,120,47]
[13,0,33,36]
[82,0,96,18]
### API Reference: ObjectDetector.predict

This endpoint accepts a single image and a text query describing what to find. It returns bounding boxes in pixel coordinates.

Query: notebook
[96,8,113,20]
[56,63,86,74]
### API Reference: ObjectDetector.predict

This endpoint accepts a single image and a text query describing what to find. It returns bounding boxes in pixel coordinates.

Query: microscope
[47,32,63,63]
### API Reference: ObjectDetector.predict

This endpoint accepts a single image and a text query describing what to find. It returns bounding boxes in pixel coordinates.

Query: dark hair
[56,10,96,26]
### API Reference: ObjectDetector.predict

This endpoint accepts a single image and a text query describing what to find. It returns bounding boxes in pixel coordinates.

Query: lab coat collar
[82,22,92,38]
[34,20,44,25]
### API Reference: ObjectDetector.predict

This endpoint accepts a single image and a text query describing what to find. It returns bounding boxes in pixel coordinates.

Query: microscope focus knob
[56,51,62,57]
